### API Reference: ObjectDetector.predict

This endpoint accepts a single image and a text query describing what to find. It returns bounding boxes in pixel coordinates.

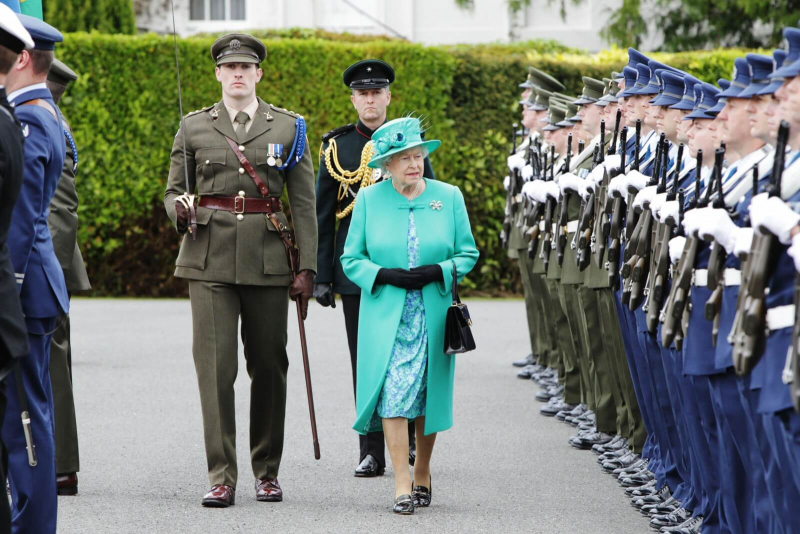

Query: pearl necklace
[393,178,424,202]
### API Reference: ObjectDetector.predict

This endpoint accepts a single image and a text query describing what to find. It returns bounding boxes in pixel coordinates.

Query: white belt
[539,221,545,231]
[766,305,795,331]
[514,194,523,203]
[566,220,579,233]
[692,268,741,287]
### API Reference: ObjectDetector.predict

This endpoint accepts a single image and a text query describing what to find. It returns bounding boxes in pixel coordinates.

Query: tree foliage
[44,0,136,34]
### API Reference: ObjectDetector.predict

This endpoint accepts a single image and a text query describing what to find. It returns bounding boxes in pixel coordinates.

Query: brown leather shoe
[202,484,235,508]
[255,478,283,502]
[56,473,78,496]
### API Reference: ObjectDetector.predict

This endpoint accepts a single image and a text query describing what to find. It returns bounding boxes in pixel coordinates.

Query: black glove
[375,265,443,290]
[410,265,444,286]
[313,283,336,308]
[175,200,189,233]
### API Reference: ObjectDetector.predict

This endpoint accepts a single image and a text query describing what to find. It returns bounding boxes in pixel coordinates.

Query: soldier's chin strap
[169,0,196,240]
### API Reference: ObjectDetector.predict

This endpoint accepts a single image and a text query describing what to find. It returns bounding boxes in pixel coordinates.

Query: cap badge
[230,39,241,51]
[367,67,372,72]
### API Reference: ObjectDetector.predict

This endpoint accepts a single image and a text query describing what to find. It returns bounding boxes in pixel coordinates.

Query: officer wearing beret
[314,59,434,477]
[164,33,317,508]
[4,13,68,534]
[0,6,32,533]
[45,57,90,496]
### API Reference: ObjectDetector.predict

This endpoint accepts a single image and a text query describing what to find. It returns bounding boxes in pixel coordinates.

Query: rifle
[735,120,790,375]
[630,135,668,311]
[527,140,546,259]
[606,126,629,286]
[501,123,520,249]
[703,147,728,347]
[542,145,556,271]
[623,120,643,249]
[576,122,606,271]
[555,134,574,266]
[728,165,758,355]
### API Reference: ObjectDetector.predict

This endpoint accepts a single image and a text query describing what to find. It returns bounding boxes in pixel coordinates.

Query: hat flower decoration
[368,115,441,169]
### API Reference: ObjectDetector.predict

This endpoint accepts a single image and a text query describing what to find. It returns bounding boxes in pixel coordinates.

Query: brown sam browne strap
[225,136,269,197]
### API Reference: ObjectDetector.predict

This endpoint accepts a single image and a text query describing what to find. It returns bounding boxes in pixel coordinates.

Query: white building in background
[136,0,621,52]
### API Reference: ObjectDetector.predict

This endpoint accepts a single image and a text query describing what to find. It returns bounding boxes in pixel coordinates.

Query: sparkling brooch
[430,201,443,211]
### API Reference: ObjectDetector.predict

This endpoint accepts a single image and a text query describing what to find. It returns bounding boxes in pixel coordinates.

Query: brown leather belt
[199,195,282,214]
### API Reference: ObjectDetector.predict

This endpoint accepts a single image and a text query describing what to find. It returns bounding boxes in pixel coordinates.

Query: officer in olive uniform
[314,59,434,477]
[164,33,317,508]
[45,58,91,496]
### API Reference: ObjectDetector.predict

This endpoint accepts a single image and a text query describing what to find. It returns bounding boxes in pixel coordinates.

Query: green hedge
[55,34,747,296]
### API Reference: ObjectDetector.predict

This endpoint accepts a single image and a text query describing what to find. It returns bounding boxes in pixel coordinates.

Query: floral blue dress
[366,209,428,430]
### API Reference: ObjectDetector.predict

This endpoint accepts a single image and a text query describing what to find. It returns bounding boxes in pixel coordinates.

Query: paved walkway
[55,298,650,533]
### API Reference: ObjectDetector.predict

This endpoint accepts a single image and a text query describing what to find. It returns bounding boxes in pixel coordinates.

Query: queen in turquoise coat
[341,117,479,514]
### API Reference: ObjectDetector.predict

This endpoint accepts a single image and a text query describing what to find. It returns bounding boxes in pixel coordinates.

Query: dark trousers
[0,378,10,534]
[342,295,414,469]
[2,317,58,534]
[50,312,79,474]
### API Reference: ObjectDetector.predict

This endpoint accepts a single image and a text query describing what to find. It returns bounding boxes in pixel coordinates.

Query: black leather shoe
[393,494,415,515]
[412,477,431,507]
[355,454,385,477]
[512,353,536,367]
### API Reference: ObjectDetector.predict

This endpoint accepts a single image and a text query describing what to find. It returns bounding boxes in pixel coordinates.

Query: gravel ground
[54,298,650,533]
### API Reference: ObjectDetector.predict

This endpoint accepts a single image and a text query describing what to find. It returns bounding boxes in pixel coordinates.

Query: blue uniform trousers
[614,284,655,457]
[634,308,684,494]
[1,317,58,534]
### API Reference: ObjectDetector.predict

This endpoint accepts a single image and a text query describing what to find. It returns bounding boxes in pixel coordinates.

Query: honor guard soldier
[4,14,68,534]
[314,59,435,477]
[164,33,317,508]
[0,7,33,533]
[45,58,90,496]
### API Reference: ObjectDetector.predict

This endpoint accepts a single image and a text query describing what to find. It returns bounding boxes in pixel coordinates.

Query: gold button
[237,214,244,221]
[238,145,245,151]
[239,168,245,174]
[238,191,245,197]
[205,160,210,164]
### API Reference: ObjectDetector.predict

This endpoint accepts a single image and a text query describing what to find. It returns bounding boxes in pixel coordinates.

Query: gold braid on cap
[322,139,377,219]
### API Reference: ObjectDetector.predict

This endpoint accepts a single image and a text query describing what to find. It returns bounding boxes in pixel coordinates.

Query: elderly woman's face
[385,147,425,188]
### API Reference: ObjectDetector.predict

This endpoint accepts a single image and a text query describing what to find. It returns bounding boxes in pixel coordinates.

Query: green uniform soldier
[314,59,435,477]
[45,58,91,496]
[163,33,317,508]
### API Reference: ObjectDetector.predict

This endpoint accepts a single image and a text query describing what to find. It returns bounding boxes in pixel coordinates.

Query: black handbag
[444,264,476,354]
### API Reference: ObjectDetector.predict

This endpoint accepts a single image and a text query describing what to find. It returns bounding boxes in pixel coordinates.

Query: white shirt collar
[7,82,48,105]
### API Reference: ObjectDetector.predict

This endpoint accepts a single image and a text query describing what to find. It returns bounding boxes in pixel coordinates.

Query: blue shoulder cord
[63,126,78,175]
[276,117,306,172]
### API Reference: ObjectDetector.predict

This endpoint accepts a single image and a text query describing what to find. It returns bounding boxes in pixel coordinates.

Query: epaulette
[269,104,300,118]
[185,105,215,119]
[322,123,355,143]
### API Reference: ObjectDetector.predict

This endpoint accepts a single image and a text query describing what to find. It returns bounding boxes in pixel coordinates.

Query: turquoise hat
[368,117,441,169]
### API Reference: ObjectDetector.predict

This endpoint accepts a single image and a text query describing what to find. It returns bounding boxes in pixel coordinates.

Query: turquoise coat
[342,179,479,435]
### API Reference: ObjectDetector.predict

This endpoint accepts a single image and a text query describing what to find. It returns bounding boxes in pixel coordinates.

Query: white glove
[682,207,713,238]
[695,208,738,254]
[788,233,800,273]
[608,174,628,198]
[559,173,581,194]
[604,154,622,173]
[507,153,526,172]
[732,227,754,259]
[588,165,605,185]
[544,181,561,201]
[577,179,591,201]
[522,180,548,203]
[503,175,510,191]
[650,193,668,219]
[669,236,687,265]
[626,170,649,192]
[633,185,658,209]
[521,164,534,181]
[749,193,800,244]
[658,200,680,225]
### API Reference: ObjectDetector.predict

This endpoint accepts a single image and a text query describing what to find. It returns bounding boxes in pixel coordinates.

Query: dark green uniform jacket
[315,119,434,295]
[48,118,90,292]
[164,98,317,285]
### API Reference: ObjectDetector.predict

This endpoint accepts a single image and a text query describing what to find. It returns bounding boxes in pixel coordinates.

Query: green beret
[210,33,266,65]
[48,58,77,86]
